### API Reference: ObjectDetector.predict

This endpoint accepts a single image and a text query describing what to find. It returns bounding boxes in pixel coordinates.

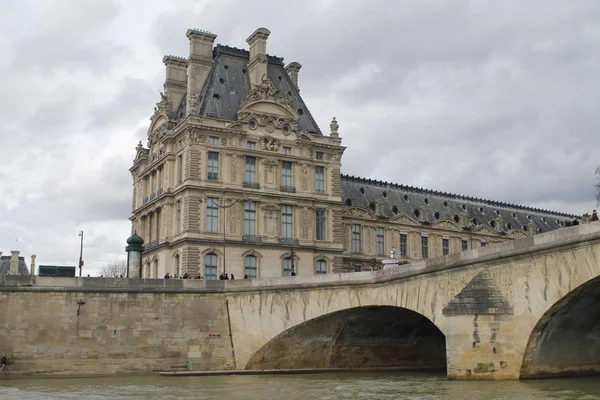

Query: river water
[1,372,600,400]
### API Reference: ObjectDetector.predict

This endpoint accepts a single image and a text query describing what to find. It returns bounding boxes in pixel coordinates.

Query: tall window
[244,201,256,235]
[315,166,325,193]
[281,161,292,187]
[377,227,385,255]
[207,151,219,181]
[244,255,257,278]
[245,156,256,183]
[400,233,407,257]
[316,260,327,274]
[176,200,182,234]
[204,253,218,280]
[283,257,293,276]
[281,205,293,238]
[316,208,326,241]
[462,239,469,251]
[174,255,180,277]
[177,155,183,183]
[481,241,487,247]
[443,238,450,256]
[206,197,219,232]
[352,224,361,253]
[421,236,429,259]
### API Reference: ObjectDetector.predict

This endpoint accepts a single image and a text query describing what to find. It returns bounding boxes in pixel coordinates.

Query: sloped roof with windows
[341,175,576,234]
[177,45,322,135]
[0,256,30,276]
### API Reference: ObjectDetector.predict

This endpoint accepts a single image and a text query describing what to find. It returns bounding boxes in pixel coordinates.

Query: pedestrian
[230,274,235,280]
[592,210,598,222]
[0,354,7,372]
[164,272,171,279]
[225,273,230,280]
[244,274,248,279]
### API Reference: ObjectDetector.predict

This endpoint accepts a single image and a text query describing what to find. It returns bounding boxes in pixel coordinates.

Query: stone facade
[130,27,576,280]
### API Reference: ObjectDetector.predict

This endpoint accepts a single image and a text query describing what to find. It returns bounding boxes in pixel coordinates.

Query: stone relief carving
[260,135,280,151]
[189,131,208,144]
[394,215,418,226]
[229,205,238,234]
[301,164,308,190]
[509,230,528,238]
[435,221,460,231]
[301,207,309,239]
[244,77,293,107]
[325,152,341,162]
[343,208,374,219]
[230,154,238,183]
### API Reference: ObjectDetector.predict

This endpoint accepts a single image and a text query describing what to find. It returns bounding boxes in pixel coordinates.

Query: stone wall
[0,278,234,377]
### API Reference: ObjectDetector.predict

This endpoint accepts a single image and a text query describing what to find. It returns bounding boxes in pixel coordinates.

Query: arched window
[282,257,293,276]
[204,253,218,280]
[174,255,180,277]
[315,260,327,274]
[153,260,159,278]
[244,255,257,279]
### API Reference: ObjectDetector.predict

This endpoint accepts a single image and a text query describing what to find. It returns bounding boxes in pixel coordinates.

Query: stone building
[0,250,32,276]
[130,27,575,279]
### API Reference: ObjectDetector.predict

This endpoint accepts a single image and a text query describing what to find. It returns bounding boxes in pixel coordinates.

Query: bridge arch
[245,305,446,371]
[520,275,600,379]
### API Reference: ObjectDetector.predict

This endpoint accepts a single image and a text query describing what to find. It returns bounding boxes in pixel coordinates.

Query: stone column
[10,250,20,275]
[30,254,36,275]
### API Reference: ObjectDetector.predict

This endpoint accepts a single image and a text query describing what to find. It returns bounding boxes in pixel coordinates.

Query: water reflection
[1,372,599,400]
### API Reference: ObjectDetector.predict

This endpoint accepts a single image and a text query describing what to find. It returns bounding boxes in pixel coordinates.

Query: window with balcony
[281,161,292,188]
[316,259,327,274]
[281,205,293,238]
[377,227,385,255]
[207,151,219,181]
[316,208,326,241]
[206,197,219,232]
[315,166,325,193]
[443,238,450,256]
[352,224,361,253]
[244,255,257,279]
[244,156,258,188]
[244,201,256,235]
[283,257,293,276]
[400,233,407,257]
[204,253,218,280]
[422,236,429,259]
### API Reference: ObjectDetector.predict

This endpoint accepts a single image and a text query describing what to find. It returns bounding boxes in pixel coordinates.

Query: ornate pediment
[391,213,420,226]
[343,207,376,220]
[473,225,498,236]
[295,132,314,142]
[433,220,461,232]
[260,203,280,211]
[508,230,529,239]
[236,77,299,132]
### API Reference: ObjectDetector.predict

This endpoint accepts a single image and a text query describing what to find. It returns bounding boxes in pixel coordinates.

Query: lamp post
[78,231,84,277]
[125,233,144,278]
[211,198,245,275]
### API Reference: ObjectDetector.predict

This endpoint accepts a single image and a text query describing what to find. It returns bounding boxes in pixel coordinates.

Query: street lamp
[125,233,144,278]
[211,197,248,275]
[78,231,84,277]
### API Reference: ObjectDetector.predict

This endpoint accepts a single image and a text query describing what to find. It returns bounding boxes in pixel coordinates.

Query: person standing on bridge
[0,354,7,372]
[591,210,598,222]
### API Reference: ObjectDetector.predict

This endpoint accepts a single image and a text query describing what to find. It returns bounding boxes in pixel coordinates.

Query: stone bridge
[1,223,599,380]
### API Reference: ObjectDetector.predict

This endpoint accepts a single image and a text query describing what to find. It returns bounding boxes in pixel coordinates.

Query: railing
[243,181,261,189]
[279,238,299,246]
[280,185,296,193]
[242,234,263,243]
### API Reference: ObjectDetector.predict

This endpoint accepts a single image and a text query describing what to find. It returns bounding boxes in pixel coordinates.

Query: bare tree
[596,166,600,207]
[100,260,127,277]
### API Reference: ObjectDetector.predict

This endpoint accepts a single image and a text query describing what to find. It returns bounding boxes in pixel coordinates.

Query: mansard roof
[180,44,322,135]
[0,256,30,276]
[340,175,577,234]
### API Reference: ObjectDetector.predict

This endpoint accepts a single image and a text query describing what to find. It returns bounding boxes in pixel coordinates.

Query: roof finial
[330,117,339,137]
[136,141,143,152]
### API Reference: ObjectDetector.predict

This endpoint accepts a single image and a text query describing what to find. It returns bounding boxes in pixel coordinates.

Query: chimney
[459,211,469,228]
[494,217,505,233]
[285,62,302,91]
[10,250,19,275]
[186,29,217,116]
[31,254,36,275]
[419,205,429,222]
[246,27,271,87]
[162,55,188,111]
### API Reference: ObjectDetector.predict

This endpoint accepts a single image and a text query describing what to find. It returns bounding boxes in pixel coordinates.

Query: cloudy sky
[1,0,598,275]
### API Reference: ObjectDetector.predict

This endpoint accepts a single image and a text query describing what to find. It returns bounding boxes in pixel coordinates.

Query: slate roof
[341,175,576,234]
[0,256,30,276]
[178,44,322,135]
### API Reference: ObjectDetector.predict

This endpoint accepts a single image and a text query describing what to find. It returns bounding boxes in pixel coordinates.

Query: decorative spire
[330,117,339,137]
